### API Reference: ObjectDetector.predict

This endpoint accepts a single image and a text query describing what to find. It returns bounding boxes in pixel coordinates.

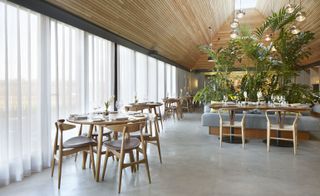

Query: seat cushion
[104,138,140,151]
[63,136,96,148]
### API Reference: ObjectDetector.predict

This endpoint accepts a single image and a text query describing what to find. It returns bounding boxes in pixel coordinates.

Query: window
[88,35,114,111]
[157,61,165,101]
[147,57,158,101]
[118,45,135,105]
[135,52,148,101]
[0,2,49,186]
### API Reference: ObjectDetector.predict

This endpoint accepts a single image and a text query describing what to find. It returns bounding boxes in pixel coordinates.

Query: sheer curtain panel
[0,1,50,186]
[118,45,135,105]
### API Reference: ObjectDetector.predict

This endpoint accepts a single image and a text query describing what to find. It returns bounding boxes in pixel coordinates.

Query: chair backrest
[53,119,76,150]
[265,109,299,127]
[218,107,246,124]
[127,104,147,112]
[107,120,146,140]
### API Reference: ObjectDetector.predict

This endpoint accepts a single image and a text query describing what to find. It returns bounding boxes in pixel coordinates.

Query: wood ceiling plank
[46,0,233,69]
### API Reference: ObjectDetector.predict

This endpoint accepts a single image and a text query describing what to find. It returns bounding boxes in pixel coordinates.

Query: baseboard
[209,127,310,140]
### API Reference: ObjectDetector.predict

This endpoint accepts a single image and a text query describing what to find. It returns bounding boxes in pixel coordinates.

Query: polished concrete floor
[1,112,320,196]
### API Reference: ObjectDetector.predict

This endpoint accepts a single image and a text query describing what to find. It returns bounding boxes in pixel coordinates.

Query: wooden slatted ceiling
[46,0,234,70]
[256,0,320,65]
[194,8,266,70]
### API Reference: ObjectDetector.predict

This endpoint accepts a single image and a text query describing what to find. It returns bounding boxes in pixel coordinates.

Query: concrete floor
[1,112,320,196]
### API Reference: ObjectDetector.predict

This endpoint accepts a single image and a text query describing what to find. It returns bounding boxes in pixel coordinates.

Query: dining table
[163,98,183,119]
[125,102,163,131]
[68,112,147,182]
[210,102,311,146]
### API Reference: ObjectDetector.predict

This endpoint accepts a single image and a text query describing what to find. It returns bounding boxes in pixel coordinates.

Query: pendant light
[296,0,306,22]
[208,26,214,62]
[265,0,273,42]
[230,29,239,39]
[236,0,245,19]
[285,0,295,14]
[291,25,300,34]
[265,34,272,42]
[230,0,239,29]
[230,18,239,29]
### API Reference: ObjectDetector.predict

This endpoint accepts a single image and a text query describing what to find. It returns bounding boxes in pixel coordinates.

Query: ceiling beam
[8,0,190,72]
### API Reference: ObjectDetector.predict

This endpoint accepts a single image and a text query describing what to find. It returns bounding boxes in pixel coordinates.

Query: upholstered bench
[201,104,320,140]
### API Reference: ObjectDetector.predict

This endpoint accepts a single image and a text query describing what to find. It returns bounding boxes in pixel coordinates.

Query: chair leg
[154,120,162,163]
[156,139,162,164]
[118,150,125,193]
[89,146,96,179]
[293,129,297,155]
[142,145,151,184]
[51,156,55,177]
[241,127,245,149]
[129,151,136,173]
[267,127,270,152]
[219,126,223,148]
[102,149,110,181]
[75,124,83,162]
[136,148,140,171]
[57,155,63,189]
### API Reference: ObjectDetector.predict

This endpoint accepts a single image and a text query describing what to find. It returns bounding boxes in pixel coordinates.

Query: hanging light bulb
[296,11,306,22]
[296,0,306,22]
[265,34,272,42]
[285,3,295,14]
[236,0,245,19]
[208,27,214,62]
[230,18,239,29]
[230,30,239,39]
[237,10,245,19]
[291,25,300,34]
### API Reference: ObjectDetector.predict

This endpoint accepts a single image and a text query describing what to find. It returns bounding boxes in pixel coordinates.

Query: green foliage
[195,5,318,104]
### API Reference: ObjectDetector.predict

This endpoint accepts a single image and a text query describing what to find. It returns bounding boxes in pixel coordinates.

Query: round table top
[210,103,311,112]
[67,114,147,126]
[125,102,163,109]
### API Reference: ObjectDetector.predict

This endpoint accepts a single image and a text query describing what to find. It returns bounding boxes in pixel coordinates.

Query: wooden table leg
[83,124,94,169]
[95,125,103,182]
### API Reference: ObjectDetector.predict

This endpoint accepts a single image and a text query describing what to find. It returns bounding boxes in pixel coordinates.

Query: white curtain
[157,61,165,101]
[166,64,172,97]
[0,1,115,186]
[0,1,50,186]
[50,20,85,121]
[147,57,158,102]
[118,45,135,105]
[88,35,114,111]
[171,66,177,97]
[135,52,148,101]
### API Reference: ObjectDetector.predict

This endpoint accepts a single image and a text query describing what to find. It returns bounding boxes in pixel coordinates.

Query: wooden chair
[163,99,179,120]
[265,110,299,155]
[51,119,96,189]
[218,108,246,148]
[133,114,162,164]
[101,121,151,193]
[75,124,112,163]
[156,105,164,129]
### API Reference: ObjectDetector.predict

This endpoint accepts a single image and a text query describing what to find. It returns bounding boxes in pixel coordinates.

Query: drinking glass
[223,95,228,105]
[116,100,123,112]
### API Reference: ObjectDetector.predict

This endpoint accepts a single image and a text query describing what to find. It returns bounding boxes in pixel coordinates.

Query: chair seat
[221,121,242,127]
[63,136,96,148]
[104,138,140,151]
[269,124,294,131]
